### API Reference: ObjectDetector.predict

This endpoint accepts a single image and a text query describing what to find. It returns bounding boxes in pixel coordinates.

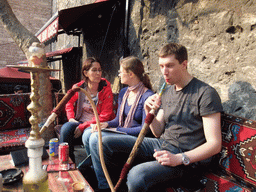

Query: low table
[0,152,94,192]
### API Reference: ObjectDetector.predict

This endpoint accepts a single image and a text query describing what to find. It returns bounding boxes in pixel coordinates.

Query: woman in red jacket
[59,57,115,162]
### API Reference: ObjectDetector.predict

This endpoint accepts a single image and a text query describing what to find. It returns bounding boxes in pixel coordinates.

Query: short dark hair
[159,43,188,64]
[14,85,24,92]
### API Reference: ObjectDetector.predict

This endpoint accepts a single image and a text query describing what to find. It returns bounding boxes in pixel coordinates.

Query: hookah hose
[114,82,167,191]
[39,87,80,135]
[79,88,115,192]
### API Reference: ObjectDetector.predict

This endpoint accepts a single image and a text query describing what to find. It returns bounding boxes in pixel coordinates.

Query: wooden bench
[0,93,31,153]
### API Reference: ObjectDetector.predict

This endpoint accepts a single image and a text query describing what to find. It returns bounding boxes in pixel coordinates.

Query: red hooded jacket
[65,78,115,132]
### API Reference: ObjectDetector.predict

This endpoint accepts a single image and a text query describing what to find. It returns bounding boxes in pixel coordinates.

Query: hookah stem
[114,82,167,191]
[79,88,115,192]
[39,87,80,135]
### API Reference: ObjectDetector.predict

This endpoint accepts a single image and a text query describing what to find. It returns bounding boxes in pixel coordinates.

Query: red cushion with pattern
[0,93,30,130]
[203,173,251,192]
[219,113,256,187]
[0,128,30,152]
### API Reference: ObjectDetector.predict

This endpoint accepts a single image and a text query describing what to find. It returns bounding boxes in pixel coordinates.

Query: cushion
[202,173,251,192]
[0,93,30,130]
[166,173,252,192]
[0,128,30,153]
[219,113,256,188]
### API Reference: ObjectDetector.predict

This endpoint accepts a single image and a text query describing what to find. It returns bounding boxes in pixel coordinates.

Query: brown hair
[120,56,152,90]
[159,43,188,64]
[81,57,101,82]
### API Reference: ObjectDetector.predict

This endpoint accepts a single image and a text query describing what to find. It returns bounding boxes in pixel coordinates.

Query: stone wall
[127,0,256,120]
[0,0,52,68]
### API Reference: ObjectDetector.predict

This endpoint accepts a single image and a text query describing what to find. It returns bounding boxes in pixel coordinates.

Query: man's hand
[74,127,82,138]
[144,94,162,114]
[153,150,182,167]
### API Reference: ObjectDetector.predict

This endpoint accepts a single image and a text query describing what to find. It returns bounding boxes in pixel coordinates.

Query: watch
[181,153,190,166]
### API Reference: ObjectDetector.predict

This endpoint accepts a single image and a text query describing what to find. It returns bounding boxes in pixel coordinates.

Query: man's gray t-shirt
[160,78,223,152]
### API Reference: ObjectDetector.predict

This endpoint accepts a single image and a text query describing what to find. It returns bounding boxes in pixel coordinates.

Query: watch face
[182,154,190,165]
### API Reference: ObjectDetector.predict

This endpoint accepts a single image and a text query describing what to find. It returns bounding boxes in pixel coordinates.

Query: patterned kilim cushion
[166,173,252,192]
[0,93,30,130]
[0,128,30,152]
[202,173,251,192]
[219,113,256,188]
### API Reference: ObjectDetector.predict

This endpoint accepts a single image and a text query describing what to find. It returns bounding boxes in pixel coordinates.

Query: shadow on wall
[127,0,179,92]
[222,81,256,121]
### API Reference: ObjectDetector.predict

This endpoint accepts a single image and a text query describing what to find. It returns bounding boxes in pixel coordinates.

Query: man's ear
[182,60,188,69]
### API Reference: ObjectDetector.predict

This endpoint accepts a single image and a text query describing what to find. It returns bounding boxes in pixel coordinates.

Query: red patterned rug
[0,128,30,153]
[0,93,31,153]
[219,114,256,188]
[202,173,251,192]
[0,93,30,130]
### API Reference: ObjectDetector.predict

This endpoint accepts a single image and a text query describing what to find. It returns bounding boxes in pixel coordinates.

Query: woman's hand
[100,122,108,129]
[91,122,108,132]
[74,127,82,138]
[69,118,79,123]
[91,124,98,132]
[153,149,182,167]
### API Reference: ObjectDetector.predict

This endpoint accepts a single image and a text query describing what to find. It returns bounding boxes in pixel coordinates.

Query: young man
[90,43,223,192]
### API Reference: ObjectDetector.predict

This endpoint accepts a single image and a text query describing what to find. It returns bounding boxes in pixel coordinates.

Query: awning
[17,47,74,65]
[35,0,119,44]
[0,67,58,81]
[46,47,73,58]
[0,67,30,79]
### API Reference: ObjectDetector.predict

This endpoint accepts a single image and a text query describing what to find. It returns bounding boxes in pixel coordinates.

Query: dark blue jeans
[82,127,93,155]
[89,133,212,191]
[89,133,177,191]
[59,121,82,162]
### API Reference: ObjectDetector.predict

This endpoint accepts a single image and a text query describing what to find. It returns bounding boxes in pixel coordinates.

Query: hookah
[22,42,48,191]
[9,42,57,192]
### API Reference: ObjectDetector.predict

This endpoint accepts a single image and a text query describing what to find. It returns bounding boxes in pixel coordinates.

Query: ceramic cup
[72,182,85,192]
